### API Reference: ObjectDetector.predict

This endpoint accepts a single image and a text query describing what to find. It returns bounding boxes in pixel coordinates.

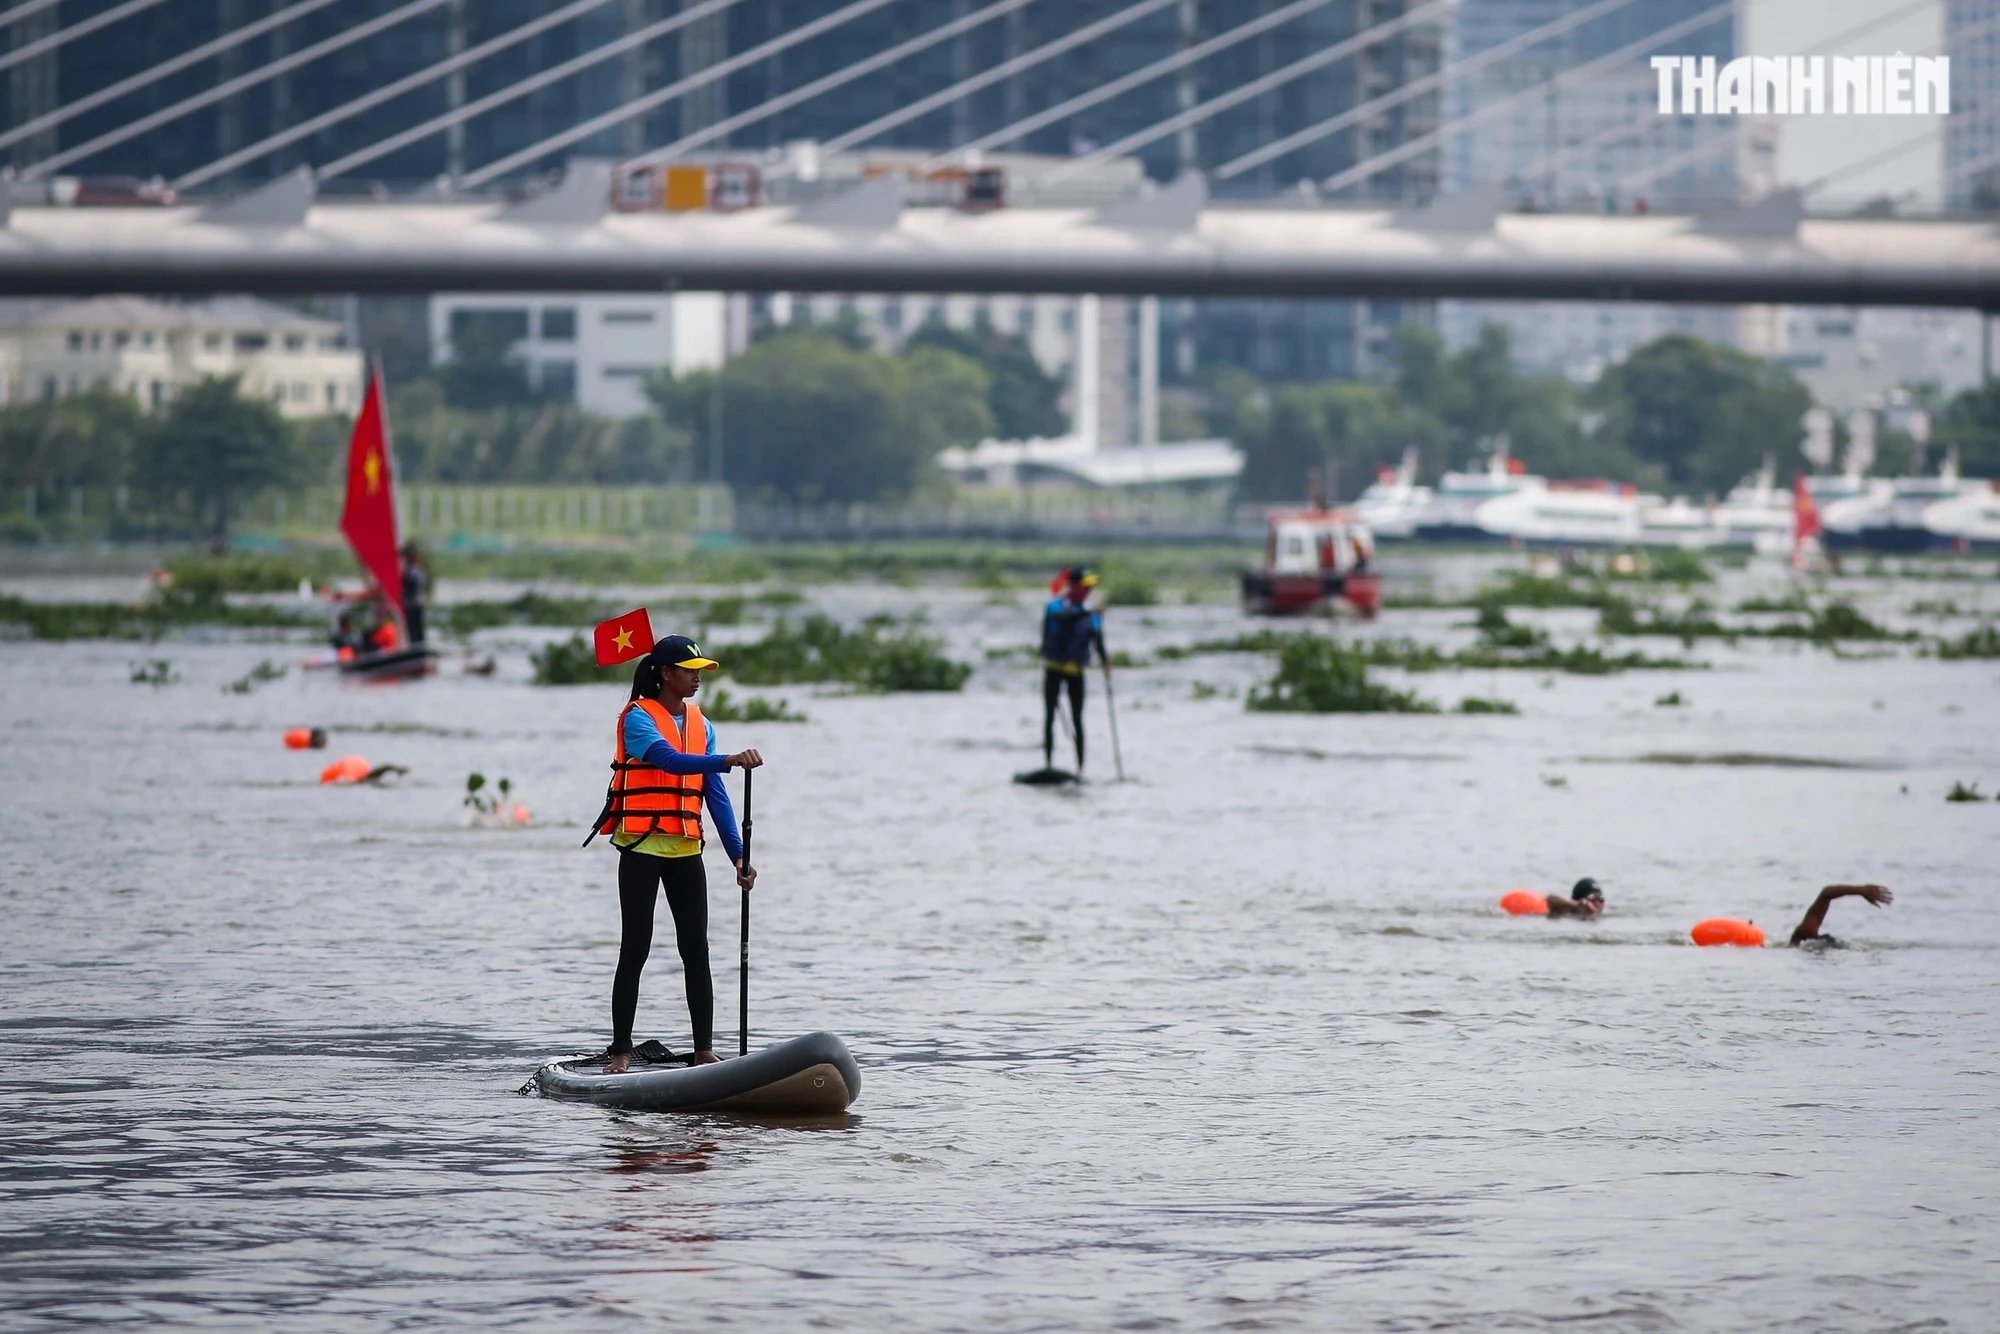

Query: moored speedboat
[1410,440,1542,543]
[1825,452,1982,553]
[1474,478,1646,547]
[1921,481,2000,551]
[1350,448,1434,541]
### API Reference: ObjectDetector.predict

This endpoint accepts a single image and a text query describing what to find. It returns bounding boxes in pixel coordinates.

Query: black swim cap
[1571,877,1604,900]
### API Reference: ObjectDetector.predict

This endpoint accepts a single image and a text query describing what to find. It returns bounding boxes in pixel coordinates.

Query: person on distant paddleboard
[1786,883,1893,947]
[589,635,762,1073]
[1040,565,1108,773]
[1545,878,1606,919]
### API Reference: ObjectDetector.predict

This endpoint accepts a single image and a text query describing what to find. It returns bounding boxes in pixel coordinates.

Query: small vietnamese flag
[594,607,655,667]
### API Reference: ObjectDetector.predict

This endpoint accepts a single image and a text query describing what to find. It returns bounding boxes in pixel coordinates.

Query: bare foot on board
[693,1049,720,1065]
[603,1051,631,1075]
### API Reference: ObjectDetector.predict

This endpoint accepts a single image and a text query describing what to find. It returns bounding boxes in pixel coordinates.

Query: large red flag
[339,368,402,612]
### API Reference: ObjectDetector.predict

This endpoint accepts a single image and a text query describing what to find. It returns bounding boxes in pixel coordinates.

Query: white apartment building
[0,296,363,418]
[428,293,727,418]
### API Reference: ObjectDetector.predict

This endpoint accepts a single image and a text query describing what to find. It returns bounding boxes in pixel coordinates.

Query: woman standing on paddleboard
[590,635,761,1073]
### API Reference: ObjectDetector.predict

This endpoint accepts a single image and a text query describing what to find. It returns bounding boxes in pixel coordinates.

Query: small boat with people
[1241,504,1381,618]
[327,367,437,679]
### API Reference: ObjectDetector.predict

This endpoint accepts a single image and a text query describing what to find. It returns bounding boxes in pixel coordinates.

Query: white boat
[1410,439,1542,543]
[1709,459,1887,556]
[1474,478,1647,547]
[1825,451,1983,553]
[1637,495,1722,549]
[1921,482,2000,550]
[1350,447,1434,540]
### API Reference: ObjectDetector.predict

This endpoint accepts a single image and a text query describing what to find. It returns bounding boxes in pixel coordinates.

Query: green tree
[139,376,295,543]
[905,320,1065,439]
[436,314,540,410]
[1235,381,1446,501]
[1933,381,2000,477]
[0,390,149,491]
[1588,334,1812,493]
[648,327,992,503]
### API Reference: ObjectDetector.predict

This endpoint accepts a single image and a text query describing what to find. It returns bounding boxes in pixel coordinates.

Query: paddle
[1101,661,1127,782]
[739,768,753,1059]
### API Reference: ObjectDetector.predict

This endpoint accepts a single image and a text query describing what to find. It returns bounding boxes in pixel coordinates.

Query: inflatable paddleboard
[529,1030,859,1115]
[1013,767,1081,786]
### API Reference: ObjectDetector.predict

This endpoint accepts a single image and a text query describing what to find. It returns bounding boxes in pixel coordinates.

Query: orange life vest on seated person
[598,698,707,844]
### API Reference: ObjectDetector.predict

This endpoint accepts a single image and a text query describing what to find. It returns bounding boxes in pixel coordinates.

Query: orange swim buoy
[1500,889,1548,916]
[510,803,532,826]
[1690,918,1766,948]
[284,727,327,750]
[320,754,372,785]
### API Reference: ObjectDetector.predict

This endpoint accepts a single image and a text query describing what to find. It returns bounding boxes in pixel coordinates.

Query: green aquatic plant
[1455,696,1519,715]
[726,614,970,692]
[1655,690,1687,707]
[1472,604,1549,650]
[464,772,514,816]
[1945,780,1987,803]
[701,686,807,724]
[222,659,287,694]
[1934,624,2000,660]
[1246,638,1440,714]
[129,658,178,687]
[1735,589,1815,614]
[529,634,629,686]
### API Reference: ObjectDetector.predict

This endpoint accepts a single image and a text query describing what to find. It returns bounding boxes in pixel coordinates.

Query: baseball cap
[650,634,719,670]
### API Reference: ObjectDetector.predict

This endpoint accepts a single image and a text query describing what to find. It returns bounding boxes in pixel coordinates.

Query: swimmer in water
[1787,883,1893,947]
[1544,877,1606,919]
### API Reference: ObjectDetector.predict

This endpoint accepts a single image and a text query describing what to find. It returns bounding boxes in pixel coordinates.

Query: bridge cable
[619,0,1049,172]
[457,0,928,187]
[17,0,455,181]
[316,0,758,183]
[1302,0,1731,196]
[0,0,348,157]
[1214,0,1645,188]
[909,0,1341,173]
[1041,0,1455,186]
[0,0,168,76]
[176,0,631,190]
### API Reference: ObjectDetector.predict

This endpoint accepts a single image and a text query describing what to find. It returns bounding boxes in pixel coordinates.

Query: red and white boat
[1240,507,1381,618]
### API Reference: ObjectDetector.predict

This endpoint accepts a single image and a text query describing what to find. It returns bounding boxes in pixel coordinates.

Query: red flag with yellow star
[339,368,403,611]
[594,607,655,666]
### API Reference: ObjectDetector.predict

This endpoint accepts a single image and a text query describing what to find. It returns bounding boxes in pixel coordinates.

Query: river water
[3,562,1997,1330]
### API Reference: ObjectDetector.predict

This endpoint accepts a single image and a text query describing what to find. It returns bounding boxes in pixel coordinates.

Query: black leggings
[1042,668,1085,768]
[611,849,712,1054]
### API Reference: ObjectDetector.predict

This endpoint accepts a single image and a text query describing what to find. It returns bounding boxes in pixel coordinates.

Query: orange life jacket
[596,698,706,845]
[370,618,402,651]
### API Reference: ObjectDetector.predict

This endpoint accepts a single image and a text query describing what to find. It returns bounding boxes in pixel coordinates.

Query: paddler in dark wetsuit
[591,635,763,1073]
[1041,565,1108,773]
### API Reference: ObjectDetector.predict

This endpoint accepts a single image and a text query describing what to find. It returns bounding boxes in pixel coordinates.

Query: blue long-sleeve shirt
[621,703,745,864]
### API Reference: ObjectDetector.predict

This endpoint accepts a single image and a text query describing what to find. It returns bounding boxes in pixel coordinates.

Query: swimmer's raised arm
[1788,884,1893,946]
